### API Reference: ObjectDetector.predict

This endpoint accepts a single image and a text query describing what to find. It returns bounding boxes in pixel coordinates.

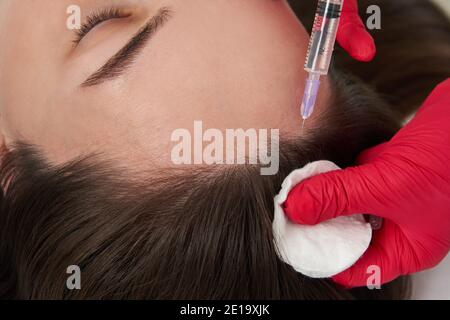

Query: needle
[300,74,320,131]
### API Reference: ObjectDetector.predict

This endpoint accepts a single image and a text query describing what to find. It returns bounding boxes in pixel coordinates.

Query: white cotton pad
[272,160,372,278]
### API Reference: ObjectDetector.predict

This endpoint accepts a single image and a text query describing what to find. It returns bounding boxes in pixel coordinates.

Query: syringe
[301,0,345,128]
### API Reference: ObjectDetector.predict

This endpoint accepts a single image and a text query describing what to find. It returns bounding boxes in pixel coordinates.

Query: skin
[0,0,330,168]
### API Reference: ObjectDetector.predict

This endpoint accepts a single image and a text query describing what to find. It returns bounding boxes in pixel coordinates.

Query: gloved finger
[337,0,376,62]
[332,220,407,288]
[283,162,389,225]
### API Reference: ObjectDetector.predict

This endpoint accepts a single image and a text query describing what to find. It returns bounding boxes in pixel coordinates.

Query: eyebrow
[81,7,172,87]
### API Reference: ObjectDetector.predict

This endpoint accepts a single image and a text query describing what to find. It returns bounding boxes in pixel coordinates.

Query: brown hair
[1,0,449,300]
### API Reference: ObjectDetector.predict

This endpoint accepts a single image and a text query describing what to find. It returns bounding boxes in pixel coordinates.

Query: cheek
[0,5,67,146]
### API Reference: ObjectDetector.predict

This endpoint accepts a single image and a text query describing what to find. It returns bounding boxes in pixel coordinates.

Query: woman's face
[0,0,330,166]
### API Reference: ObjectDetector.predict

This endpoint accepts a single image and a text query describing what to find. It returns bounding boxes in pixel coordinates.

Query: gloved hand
[284,79,450,288]
[337,0,376,61]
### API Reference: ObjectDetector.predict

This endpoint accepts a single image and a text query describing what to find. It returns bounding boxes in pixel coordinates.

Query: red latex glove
[337,0,376,61]
[284,79,450,288]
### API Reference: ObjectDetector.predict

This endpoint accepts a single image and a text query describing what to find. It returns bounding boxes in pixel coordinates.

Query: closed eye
[73,7,132,45]
[81,7,172,87]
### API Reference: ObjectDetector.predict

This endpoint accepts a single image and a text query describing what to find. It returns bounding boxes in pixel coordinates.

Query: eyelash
[74,8,131,44]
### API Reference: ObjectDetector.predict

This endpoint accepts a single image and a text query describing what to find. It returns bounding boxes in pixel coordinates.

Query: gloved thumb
[283,161,386,225]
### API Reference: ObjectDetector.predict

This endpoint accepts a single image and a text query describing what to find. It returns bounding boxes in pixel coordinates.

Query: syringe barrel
[305,0,344,75]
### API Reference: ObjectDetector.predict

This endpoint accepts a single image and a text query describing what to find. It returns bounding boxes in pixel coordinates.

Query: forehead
[0,0,315,167]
